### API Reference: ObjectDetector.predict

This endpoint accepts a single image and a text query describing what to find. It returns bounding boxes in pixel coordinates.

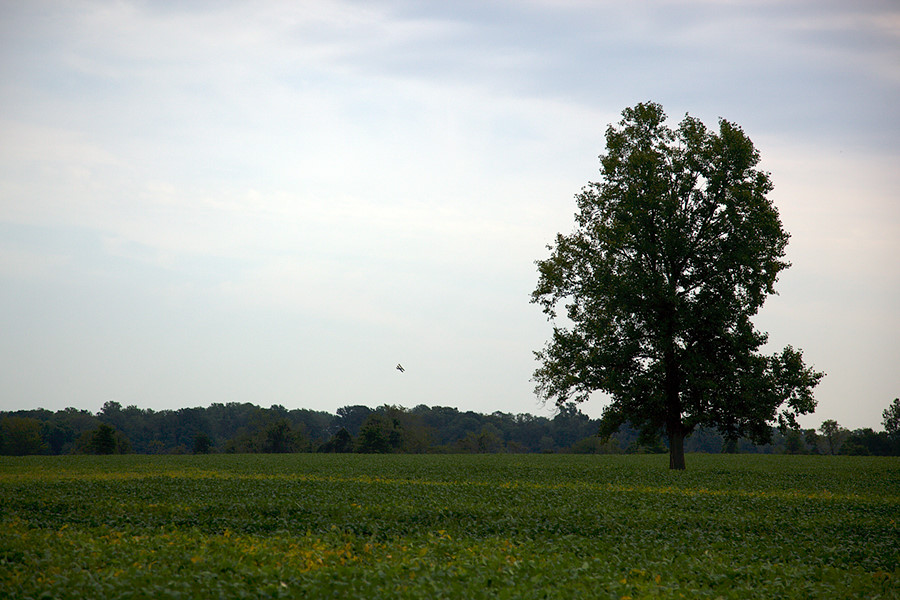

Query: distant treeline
[1,401,897,456]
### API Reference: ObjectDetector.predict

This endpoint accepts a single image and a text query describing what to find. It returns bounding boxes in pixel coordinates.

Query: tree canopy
[7,400,898,456]
[532,102,824,469]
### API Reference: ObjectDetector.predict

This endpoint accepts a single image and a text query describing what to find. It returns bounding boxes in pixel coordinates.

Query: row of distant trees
[1,399,898,457]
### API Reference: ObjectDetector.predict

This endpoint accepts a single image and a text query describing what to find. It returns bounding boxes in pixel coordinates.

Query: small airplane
[396,364,405,373]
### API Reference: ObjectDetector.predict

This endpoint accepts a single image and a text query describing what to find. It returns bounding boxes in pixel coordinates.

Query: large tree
[532,102,824,469]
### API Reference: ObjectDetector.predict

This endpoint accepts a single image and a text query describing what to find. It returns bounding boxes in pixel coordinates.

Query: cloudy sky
[1,0,897,429]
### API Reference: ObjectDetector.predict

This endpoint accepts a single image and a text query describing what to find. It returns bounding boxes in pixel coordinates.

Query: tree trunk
[668,426,686,470]
[662,308,686,471]
[663,342,685,470]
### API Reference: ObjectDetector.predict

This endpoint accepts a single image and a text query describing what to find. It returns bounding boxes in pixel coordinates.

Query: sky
[0,0,897,430]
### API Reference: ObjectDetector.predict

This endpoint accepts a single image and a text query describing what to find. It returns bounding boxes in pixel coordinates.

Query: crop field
[1,454,898,599]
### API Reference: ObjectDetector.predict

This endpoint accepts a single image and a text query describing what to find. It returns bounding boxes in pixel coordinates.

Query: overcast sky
[1,0,897,430]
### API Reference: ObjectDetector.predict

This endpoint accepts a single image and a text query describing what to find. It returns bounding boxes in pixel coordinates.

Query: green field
[1,454,897,599]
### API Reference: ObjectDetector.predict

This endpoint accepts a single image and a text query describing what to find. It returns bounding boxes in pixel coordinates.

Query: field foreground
[1,454,897,599]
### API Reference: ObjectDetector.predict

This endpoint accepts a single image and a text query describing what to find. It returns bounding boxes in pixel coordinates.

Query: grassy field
[1,453,897,599]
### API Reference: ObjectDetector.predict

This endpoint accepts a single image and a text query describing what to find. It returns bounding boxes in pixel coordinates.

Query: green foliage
[92,423,118,454]
[820,419,848,455]
[784,429,805,455]
[884,398,900,437]
[0,417,47,456]
[5,402,621,455]
[76,424,131,455]
[568,435,620,454]
[356,412,404,453]
[319,428,354,453]
[3,403,896,457]
[803,429,821,454]
[532,102,824,469]
[261,419,304,453]
[455,427,504,453]
[192,432,214,454]
[0,454,896,599]
[840,428,898,456]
